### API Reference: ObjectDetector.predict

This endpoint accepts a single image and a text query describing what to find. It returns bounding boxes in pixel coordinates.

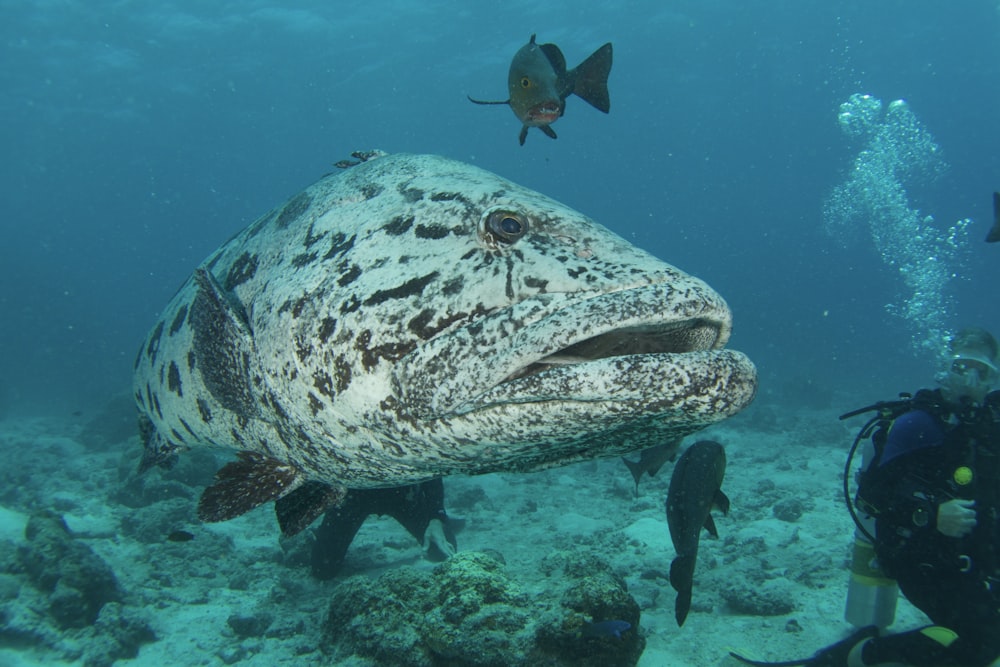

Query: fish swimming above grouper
[133,152,757,536]
[666,440,730,627]
[468,34,612,145]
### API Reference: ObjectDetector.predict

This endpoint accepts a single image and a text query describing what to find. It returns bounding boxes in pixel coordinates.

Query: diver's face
[940,357,998,404]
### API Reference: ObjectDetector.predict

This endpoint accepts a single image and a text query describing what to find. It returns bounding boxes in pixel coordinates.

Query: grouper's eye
[482,210,528,245]
[520,77,532,88]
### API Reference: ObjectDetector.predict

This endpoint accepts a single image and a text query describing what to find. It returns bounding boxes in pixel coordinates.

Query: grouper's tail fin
[571,42,612,113]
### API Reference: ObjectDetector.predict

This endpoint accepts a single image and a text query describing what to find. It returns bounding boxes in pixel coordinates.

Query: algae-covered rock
[323,549,644,666]
[18,510,121,628]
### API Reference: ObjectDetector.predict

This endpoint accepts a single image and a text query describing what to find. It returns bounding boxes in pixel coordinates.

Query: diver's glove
[422,517,457,562]
[730,625,878,667]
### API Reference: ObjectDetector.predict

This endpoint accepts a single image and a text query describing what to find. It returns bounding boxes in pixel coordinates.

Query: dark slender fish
[987,191,1000,243]
[621,439,681,496]
[665,440,729,627]
[469,34,612,145]
[167,529,195,542]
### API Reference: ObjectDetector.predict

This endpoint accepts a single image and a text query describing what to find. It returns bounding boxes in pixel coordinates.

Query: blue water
[2,1,999,417]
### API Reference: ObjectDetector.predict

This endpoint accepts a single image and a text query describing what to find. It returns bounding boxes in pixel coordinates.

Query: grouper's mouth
[393,280,757,420]
[500,320,721,384]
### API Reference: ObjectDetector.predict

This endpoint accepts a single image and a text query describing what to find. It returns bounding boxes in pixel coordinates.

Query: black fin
[669,554,694,627]
[703,514,719,539]
[571,42,612,113]
[467,95,510,106]
[189,268,259,418]
[539,42,567,77]
[198,451,301,523]
[519,126,529,145]
[715,489,731,516]
[137,414,180,473]
[274,481,346,537]
[621,456,643,497]
[987,191,1000,243]
[540,125,557,140]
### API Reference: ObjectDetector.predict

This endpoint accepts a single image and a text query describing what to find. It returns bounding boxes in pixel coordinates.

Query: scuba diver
[310,478,459,579]
[733,327,1000,667]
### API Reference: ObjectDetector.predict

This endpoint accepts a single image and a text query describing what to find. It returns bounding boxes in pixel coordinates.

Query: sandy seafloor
[0,393,930,667]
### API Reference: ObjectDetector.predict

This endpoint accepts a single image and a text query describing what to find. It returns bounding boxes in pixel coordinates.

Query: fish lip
[526,101,561,124]
[394,279,753,419]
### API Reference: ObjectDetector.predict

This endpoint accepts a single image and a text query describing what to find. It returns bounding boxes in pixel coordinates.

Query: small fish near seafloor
[133,152,757,538]
[666,440,730,627]
[468,34,612,145]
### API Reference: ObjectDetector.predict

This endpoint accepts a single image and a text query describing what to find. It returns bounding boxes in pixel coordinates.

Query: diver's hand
[936,499,977,538]
[422,518,457,560]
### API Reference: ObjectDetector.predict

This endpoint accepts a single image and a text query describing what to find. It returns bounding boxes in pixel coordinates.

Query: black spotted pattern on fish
[340,295,360,314]
[414,223,451,239]
[179,417,196,437]
[354,330,418,372]
[167,361,182,397]
[225,252,259,291]
[332,356,351,393]
[317,317,337,343]
[197,397,212,423]
[399,186,424,202]
[363,272,439,306]
[303,222,326,249]
[187,350,196,371]
[383,215,414,236]
[337,264,361,287]
[276,192,312,230]
[313,371,336,398]
[169,305,189,335]
[359,183,383,200]
[523,276,548,292]
[146,321,164,363]
[291,251,318,268]
[323,232,355,261]
[307,393,324,416]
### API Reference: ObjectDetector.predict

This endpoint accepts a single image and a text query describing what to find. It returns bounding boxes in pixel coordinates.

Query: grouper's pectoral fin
[198,451,304,523]
[274,481,346,537]
[190,268,260,419]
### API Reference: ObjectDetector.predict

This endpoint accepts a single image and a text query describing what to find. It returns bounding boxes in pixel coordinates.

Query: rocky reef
[323,549,644,666]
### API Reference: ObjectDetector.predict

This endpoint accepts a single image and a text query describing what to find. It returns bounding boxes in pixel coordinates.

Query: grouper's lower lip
[458,349,758,416]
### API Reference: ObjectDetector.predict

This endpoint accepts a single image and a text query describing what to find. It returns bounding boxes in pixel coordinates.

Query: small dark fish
[621,439,681,496]
[468,34,612,145]
[167,529,195,542]
[987,191,1000,243]
[666,440,729,627]
[580,619,631,639]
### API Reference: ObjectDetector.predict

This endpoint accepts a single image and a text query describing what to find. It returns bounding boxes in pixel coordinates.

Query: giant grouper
[133,151,758,535]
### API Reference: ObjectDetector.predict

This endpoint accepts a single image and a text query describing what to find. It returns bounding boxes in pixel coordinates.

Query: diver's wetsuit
[310,478,456,579]
[861,389,1000,666]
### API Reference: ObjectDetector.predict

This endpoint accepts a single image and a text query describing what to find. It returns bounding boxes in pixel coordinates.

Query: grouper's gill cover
[133,153,757,530]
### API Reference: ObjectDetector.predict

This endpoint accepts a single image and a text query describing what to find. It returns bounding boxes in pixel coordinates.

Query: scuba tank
[844,439,898,629]
[839,397,912,630]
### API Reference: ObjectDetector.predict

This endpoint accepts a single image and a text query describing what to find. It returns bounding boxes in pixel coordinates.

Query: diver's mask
[939,354,999,404]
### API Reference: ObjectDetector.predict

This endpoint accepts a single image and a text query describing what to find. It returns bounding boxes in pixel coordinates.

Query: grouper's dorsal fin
[198,451,303,522]
[190,268,260,418]
[274,481,346,537]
